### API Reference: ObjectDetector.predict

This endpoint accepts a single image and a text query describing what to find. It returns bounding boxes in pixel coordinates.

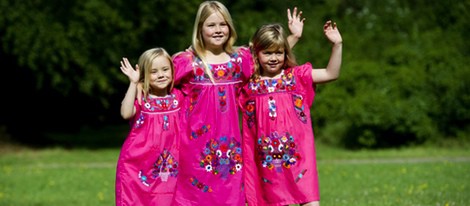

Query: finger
[287,8,292,21]
[297,11,303,19]
[293,7,297,17]
[124,58,132,69]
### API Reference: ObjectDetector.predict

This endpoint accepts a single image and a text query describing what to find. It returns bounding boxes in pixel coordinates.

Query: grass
[0,140,469,206]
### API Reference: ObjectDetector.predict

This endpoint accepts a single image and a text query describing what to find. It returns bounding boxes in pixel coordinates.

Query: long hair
[192,1,237,82]
[250,24,297,78]
[138,47,175,100]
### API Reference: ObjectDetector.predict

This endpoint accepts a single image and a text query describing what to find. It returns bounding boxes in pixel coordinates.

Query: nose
[215,25,222,33]
[156,71,164,78]
[268,54,278,62]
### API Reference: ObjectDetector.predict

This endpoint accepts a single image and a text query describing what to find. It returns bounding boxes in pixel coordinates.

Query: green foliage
[0,0,468,148]
[311,0,469,148]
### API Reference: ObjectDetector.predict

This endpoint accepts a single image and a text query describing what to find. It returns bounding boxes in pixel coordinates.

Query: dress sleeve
[237,46,254,81]
[128,98,142,127]
[172,51,194,87]
[293,62,316,106]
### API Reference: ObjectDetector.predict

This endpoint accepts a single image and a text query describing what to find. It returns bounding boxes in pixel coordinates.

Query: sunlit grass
[0,144,468,205]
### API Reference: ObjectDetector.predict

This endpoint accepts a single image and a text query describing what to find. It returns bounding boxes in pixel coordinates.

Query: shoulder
[173,50,194,61]
[234,46,251,56]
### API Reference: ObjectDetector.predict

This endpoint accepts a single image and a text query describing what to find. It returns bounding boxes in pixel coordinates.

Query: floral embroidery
[218,86,227,112]
[295,169,307,183]
[200,136,243,178]
[144,94,180,111]
[268,96,276,120]
[244,100,256,128]
[163,115,169,131]
[292,94,307,123]
[247,68,297,95]
[138,149,178,186]
[190,124,211,140]
[190,177,213,193]
[134,113,145,129]
[190,53,243,83]
[188,88,202,113]
[257,131,300,172]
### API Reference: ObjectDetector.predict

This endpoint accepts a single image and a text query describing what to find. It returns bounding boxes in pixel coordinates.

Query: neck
[204,48,230,64]
[149,90,168,97]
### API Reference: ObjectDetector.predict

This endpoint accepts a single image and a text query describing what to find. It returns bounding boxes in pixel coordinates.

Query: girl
[115,48,184,206]
[240,22,342,206]
[171,1,304,205]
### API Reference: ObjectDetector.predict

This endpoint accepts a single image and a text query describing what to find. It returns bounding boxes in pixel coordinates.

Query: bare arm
[312,20,343,84]
[287,7,305,49]
[120,57,140,120]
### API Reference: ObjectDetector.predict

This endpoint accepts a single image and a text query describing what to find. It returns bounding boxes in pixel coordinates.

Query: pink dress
[240,63,320,206]
[115,90,184,206]
[172,47,253,206]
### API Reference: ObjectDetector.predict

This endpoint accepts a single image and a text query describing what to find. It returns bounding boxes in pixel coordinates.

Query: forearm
[326,42,343,80]
[120,82,138,119]
[287,34,301,49]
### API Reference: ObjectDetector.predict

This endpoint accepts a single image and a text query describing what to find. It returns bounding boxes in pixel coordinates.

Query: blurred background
[0,0,468,149]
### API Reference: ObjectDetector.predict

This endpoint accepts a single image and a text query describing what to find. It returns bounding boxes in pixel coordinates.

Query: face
[149,56,173,96]
[201,12,229,51]
[257,47,285,78]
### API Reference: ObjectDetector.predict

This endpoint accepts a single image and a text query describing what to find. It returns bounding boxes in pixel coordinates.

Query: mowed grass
[0,143,469,206]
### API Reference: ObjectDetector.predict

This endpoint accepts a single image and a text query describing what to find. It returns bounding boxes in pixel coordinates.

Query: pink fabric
[240,63,320,206]
[172,47,254,206]
[115,90,184,206]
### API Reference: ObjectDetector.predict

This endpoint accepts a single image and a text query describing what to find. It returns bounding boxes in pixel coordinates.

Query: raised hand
[323,20,342,45]
[120,57,140,84]
[287,7,305,39]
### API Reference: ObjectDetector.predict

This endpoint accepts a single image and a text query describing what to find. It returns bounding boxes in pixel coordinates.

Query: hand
[120,57,140,84]
[323,20,342,45]
[287,7,305,39]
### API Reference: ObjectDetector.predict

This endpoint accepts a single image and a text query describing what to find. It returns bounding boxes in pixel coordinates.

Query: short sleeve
[171,88,185,109]
[293,62,316,106]
[237,46,255,81]
[172,51,195,87]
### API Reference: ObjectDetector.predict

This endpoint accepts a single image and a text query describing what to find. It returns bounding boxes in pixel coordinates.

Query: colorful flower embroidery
[190,53,243,83]
[268,96,277,120]
[295,169,307,183]
[247,68,297,95]
[188,88,202,113]
[138,149,178,186]
[200,136,243,178]
[292,94,307,123]
[257,131,300,172]
[218,86,227,112]
[244,100,256,128]
[190,124,211,140]
[190,177,213,193]
[163,115,169,131]
[134,113,145,129]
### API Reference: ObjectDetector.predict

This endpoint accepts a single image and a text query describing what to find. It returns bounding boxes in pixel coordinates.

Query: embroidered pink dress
[115,90,184,206]
[240,63,320,206]
[172,47,253,206]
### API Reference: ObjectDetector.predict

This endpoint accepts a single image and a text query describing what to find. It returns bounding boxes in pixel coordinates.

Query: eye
[216,150,222,157]
[278,144,284,151]
[226,149,231,157]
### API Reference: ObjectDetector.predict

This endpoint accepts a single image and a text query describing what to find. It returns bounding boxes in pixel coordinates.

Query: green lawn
[0,144,468,206]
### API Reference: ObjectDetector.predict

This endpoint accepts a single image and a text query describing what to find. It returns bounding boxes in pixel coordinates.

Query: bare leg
[300,201,319,206]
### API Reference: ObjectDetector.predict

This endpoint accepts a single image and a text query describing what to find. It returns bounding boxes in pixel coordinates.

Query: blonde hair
[192,1,237,82]
[250,24,297,78]
[138,47,175,100]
